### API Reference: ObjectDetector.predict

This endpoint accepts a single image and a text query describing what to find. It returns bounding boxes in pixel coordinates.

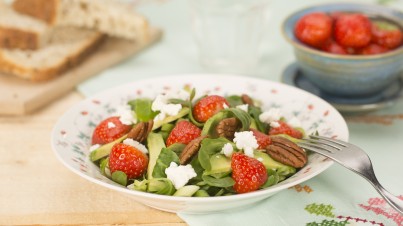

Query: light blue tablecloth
[77,0,403,225]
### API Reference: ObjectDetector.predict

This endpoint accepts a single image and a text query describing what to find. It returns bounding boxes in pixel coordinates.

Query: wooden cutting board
[0,27,162,116]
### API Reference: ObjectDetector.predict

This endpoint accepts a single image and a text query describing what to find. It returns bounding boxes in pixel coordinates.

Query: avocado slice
[173,185,200,197]
[152,107,190,130]
[204,153,231,176]
[90,134,127,162]
[146,132,166,180]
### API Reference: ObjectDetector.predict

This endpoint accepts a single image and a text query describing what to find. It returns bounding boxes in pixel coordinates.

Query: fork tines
[298,135,346,154]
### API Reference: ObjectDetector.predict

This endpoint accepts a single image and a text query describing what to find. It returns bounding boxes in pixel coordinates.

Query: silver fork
[298,135,403,215]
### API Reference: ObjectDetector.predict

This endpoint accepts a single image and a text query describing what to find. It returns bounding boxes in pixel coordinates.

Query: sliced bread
[0,3,50,50]
[0,26,104,82]
[13,0,149,41]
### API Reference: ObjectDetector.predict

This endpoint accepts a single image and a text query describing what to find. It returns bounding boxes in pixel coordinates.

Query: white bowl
[51,74,348,214]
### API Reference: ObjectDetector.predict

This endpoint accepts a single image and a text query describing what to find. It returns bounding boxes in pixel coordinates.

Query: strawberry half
[193,95,229,123]
[360,43,389,55]
[231,152,268,194]
[92,116,132,145]
[251,128,271,149]
[268,121,303,139]
[166,120,201,146]
[109,143,148,179]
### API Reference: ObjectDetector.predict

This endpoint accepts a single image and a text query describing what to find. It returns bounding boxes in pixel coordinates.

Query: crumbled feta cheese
[116,104,137,125]
[257,157,264,162]
[89,144,101,152]
[270,121,280,128]
[288,117,302,128]
[236,104,249,112]
[123,138,149,154]
[165,162,197,189]
[223,103,229,109]
[233,131,258,158]
[107,122,116,128]
[259,108,282,124]
[152,89,189,121]
[221,143,234,157]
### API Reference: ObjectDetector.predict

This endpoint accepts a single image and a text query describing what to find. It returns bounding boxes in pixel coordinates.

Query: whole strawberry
[251,129,271,149]
[166,120,201,146]
[334,14,372,48]
[193,95,229,123]
[360,43,389,55]
[321,40,348,55]
[109,143,148,179]
[92,116,132,145]
[372,21,402,49]
[294,12,332,48]
[231,152,268,194]
[268,121,303,139]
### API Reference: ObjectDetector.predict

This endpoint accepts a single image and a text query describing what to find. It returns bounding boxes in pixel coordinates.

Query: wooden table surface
[0,91,186,225]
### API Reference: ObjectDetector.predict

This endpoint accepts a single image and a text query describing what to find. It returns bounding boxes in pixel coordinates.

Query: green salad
[89,88,307,196]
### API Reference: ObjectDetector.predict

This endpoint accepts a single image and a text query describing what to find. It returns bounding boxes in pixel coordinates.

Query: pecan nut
[216,117,241,140]
[241,94,254,106]
[180,135,207,165]
[265,136,307,168]
[127,120,154,143]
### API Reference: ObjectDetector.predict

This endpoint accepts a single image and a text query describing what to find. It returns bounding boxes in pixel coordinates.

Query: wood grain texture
[0,91,186,226]
[0,27,162,116]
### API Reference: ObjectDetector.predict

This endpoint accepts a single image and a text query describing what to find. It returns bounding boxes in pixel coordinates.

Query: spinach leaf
[202,174,235,188]
[152,148,180,178]
[225,95,243,107]
[198,137,232,171]
[128,98,158,122]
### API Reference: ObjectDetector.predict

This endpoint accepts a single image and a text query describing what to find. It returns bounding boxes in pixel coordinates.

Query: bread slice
[0,3,50,50]
[0,27,104,82]
[13,0,149,41]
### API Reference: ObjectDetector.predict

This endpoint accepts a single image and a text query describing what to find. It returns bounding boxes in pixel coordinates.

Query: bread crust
[13,0,59,25]
[0,27,40,50]
[0,33,105,82]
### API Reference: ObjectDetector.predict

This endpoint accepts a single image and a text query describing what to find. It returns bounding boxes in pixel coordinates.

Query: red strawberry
[321,40,348,55]
[359,43,389,55]
[166,120,201,146]
[231,152,268,194]
[193,95,229,123]
[251,128,271,149]
[334,14,372,48]
[371,21,402,49]
[92,116,132,145]
[268,121,303,139]
[294,12,332,48]
[109,143,148,179]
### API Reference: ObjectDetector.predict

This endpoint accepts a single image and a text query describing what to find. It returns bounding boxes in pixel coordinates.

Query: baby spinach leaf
[198,137,232,170]
[111,171,128,186]
[128,98,157,122]
[202,174,235,188]
[152,148,180,178]
[147,178,176,195]
[225,95,243,107]
[248,105,267,133]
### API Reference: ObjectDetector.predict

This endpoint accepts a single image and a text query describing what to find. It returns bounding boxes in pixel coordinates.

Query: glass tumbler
[189,0,270,74]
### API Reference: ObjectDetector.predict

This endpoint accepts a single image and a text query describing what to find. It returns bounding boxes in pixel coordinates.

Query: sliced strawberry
[231,152,268,194]
[359,43,389,55]
[334,14,372,48]
[92,116,132,145]
[251,128,271,149]
[109,143,148,179]
[371,21,402,49]
[166,120,201,146]
[193,95,229,123]
[268,121,303,139]
[294,12,332,48]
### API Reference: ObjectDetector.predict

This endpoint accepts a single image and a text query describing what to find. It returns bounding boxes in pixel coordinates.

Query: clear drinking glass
[189,0,270,74]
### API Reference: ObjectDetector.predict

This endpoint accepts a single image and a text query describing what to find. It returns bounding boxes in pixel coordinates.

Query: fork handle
[373,183,403,215]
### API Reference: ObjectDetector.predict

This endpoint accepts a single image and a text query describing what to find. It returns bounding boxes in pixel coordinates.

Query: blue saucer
[282,63,403,113]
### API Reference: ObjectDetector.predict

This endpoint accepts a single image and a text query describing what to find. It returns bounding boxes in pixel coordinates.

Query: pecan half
[265,136,307,168]
[180,135,207,165]
[241,94,254,107]
[127,120,154,143]
[216,117,241,140]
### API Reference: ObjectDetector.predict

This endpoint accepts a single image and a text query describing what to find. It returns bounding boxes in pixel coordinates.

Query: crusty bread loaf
[0,27,104,82]
[0,3,50,50]
[13,0,149,41]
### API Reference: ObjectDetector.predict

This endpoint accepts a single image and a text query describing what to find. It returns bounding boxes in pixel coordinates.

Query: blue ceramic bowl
[282,3,403,97]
